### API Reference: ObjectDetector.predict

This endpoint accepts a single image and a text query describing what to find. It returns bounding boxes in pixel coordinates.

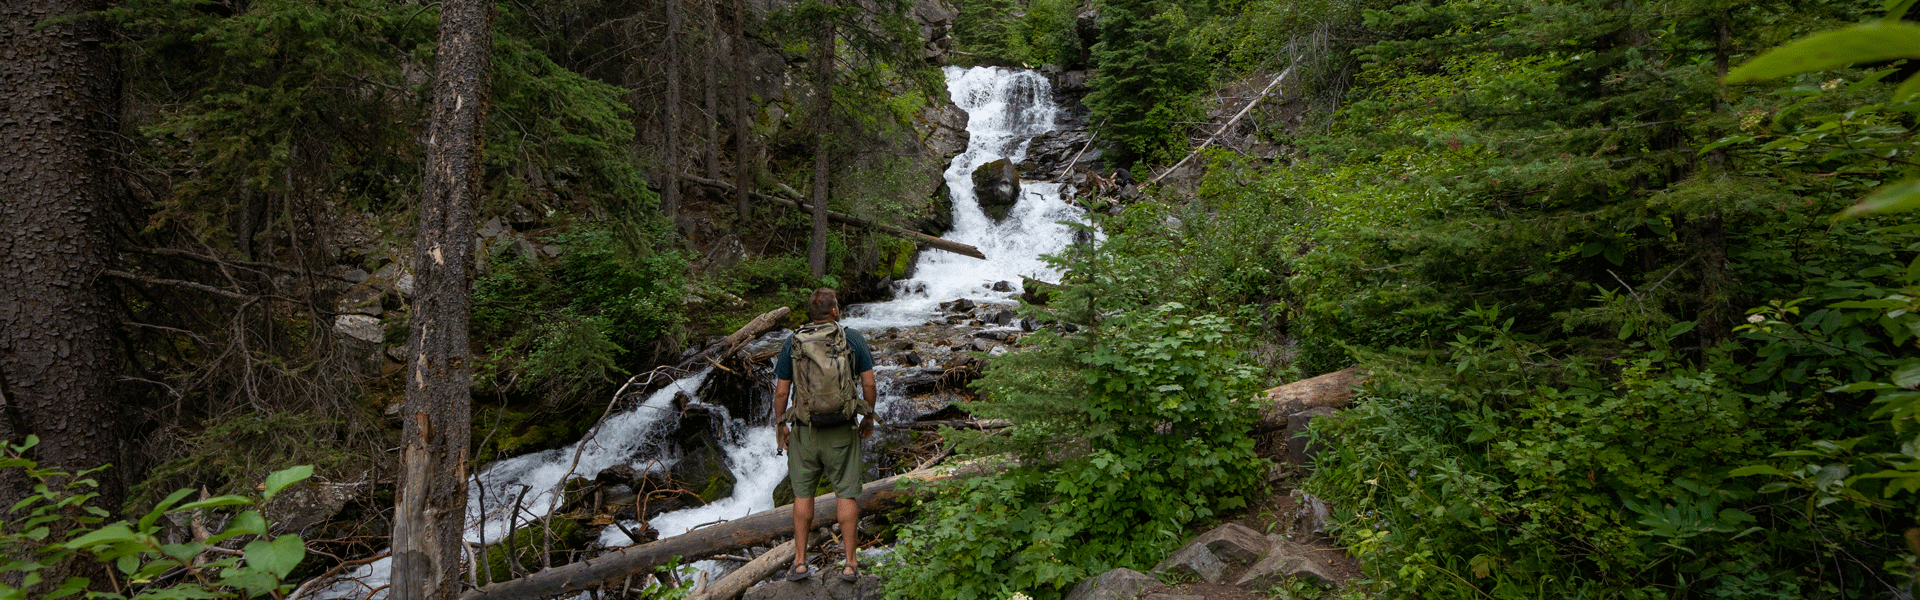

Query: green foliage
[129,412,355,514]
[952,0,1087,68]
[472,224,687,405]
[882,293,1268,600]
[1084,0,1216,168]
[0,438,311,599]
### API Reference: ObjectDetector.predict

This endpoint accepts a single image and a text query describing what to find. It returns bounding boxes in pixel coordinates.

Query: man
[774,288,877,581]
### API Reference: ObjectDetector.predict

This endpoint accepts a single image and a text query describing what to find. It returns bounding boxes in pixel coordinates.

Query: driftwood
[682,174,986,260]
[623,306,791,402]
[459,467,950,600]
[686,537,805,600]
[1255,367,1363,431]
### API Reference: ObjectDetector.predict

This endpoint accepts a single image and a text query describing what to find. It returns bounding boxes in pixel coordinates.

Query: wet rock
[946,298,975,312]
[899,351,922,367]
[991,280,1013,292]
[1020,317,1039,331]
[1235,537,1338,590]
[1021,277,1054,306]
[971,158,1020,221]
[1066,568,1164,600]
[970,339,993,352]
[972,330,1008,341]
[987,310,1014,325]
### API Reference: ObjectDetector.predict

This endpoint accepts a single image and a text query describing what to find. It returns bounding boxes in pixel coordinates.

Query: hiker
[773,287,877,582]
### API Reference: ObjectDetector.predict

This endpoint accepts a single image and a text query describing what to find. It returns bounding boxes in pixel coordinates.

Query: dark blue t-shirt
[774,324,874,381]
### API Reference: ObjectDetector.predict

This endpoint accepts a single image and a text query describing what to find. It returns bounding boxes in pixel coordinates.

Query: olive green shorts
[787,423,865,500]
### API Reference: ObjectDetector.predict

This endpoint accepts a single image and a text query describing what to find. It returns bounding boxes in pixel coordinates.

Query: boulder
[1152,542,1226,583]
[744,574,880,600]
[1234,538,1339,591]
[971,158,1020,221]
[1193,522,1271,564]
[333,314,383,344]
[991,280,1013,292]
[1287,407,1339,466]
[1066,568,1165,600]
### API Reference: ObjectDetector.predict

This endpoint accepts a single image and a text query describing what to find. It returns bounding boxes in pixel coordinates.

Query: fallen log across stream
[458,466,952,600]
[681,174,987,260]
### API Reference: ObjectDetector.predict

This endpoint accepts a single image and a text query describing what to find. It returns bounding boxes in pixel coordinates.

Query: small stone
[899,352,923,366]
[395,272,416,297]
[1020,317,1038,331]
[343,268,370,283]
[991,280,1013,292]
[950,298,976,312]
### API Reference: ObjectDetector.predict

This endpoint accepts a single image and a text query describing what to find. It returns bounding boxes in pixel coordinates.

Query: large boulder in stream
[972,158,1020,220]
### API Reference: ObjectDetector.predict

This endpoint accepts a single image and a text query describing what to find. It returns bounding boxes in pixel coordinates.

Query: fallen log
[621,306,792,402]
[1254,367,1363,431]
[687,538,800,600]
[682,174,986,260]
[460,467,951,600]
[886,419,1012,431]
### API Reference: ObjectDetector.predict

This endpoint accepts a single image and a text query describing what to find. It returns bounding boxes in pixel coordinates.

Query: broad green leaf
[1897,73,1920,102]
[210,510,267,543]
[1890,0,1919,22]
[1726,23,1920,83]
[1729,465,1786,477]
[63,523,136,549]
[173,495,253,512]
[243,534,305,579]
[1894,361,1920,389]
[1837,178,1920,220]
[1665,321,1697,338]
[262,465,314,500]
[1828,381,1901,392]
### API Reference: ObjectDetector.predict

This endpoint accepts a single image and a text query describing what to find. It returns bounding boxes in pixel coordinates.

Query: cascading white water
[315,66,1077,598]
[843,66,1086,329]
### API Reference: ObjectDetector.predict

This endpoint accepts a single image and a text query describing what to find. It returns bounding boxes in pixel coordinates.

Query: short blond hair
[806,288,839,321]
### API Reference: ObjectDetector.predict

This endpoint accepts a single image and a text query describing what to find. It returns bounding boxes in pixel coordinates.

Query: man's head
[806,287,840,322]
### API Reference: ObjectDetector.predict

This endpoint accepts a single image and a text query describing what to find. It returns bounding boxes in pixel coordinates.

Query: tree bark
[459,467,950,600]
[807,2,835,278]
[0,0,124,512]
[687,539,796,600]
[391,1,493,599]
[731,0,754,220]
[663,0,684,220]
[703,0,722,182]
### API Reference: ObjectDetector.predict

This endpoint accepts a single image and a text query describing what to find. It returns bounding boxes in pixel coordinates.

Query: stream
[315,65,1082,599]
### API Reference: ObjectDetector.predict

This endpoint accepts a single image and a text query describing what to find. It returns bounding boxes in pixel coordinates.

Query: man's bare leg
[793,496,814,576]
[839,498,859,575]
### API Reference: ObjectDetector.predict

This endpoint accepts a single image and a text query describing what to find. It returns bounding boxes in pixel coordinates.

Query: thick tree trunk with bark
[391,1,493,599]
[807,4,835,278]
[663,0,684,219]
[0,0,124,509]
[731,0,753,219]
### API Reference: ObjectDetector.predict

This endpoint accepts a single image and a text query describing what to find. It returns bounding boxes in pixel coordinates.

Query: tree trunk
[703,0,722,182]
[391,1,493,599]
[1254,367,1362,431]
[807,3,835,278]
[0,0,124,511]
[683,174,987,259]
[731,0,753,220]
[663,0,684,220]
[459,466,950,600]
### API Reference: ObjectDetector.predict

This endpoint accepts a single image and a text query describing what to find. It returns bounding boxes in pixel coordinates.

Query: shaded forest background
[3,0,1920,598]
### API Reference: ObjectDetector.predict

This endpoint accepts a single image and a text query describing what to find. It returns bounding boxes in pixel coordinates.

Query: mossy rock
[482,515,586,583]
[771,478,833,507]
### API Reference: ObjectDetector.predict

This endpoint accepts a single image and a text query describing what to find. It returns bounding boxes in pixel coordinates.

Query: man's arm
[774,377,791,450]
[858,370,876,438]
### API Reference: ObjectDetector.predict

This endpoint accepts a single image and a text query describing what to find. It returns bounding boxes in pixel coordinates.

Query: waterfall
[313,66,1079,599]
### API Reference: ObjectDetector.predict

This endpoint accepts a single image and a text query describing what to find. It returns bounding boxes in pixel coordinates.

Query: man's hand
[858,417,874,439]
[777,423,790,451]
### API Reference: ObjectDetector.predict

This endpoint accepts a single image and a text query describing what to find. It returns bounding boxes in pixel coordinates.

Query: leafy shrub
[0,437,312,599]
[472,224,687,404]
[881,304,1268,600]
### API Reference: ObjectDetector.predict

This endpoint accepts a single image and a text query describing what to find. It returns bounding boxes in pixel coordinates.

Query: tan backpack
[786,322,872,425]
